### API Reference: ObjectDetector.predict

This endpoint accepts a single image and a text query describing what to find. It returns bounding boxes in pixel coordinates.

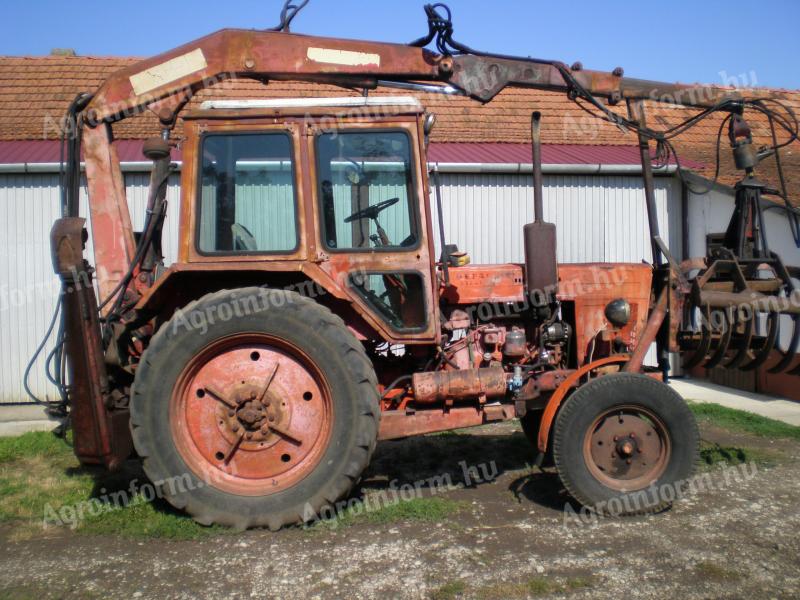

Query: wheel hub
[583,405,671,491]
[170,335,333,496]
[220,386,288,444]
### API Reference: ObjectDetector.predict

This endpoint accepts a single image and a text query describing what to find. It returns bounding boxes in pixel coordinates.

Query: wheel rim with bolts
[170,333,333,496]
[582,404,671,491]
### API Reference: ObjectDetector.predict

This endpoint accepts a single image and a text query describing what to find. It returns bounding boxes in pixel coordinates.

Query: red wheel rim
[170,334,333,496]
[582,405,671,491]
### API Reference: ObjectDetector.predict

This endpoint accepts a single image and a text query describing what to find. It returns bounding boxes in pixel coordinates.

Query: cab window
[198,133,298,254]
[316,131,419,251]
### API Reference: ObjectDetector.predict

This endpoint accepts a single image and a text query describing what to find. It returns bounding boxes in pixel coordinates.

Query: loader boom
[80,27,742,303]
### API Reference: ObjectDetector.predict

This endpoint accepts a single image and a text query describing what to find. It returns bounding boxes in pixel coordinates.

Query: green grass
[694,560,742,581]
[700,442,750,466]
[0,431,224,540]
[475,576,594,599]
[430,581,467,600]
[0,431,71,464]
[689,402,800,440]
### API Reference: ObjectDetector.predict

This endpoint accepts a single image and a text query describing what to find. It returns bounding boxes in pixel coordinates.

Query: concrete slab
[670,378,800,426]
[0,404,60,437]
[0,419,59,437]
[0,404,50,423]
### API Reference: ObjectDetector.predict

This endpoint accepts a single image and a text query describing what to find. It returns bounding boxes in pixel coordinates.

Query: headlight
[605,299,631,328]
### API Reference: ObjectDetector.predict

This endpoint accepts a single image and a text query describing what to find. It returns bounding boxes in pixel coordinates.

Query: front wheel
[552,373,698,515]
[130,288,380,530]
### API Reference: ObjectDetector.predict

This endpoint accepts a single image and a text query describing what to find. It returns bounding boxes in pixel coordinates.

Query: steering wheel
[344,197,400,224]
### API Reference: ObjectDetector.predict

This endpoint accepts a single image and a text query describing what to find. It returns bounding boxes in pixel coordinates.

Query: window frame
[194,130,301,257]
[314,127,423,254]
[348,269,430,333]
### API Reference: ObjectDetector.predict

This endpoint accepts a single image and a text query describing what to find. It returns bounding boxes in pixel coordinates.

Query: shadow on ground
[69,425,574,520]
[362,428,572,512]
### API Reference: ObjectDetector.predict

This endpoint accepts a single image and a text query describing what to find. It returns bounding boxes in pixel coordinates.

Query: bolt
[613,436,619,442]
[261,426,270,435]
[244,58,256,70]
[228,410,235,417]
[611,452,617,458]
[626,459,632,465]
[630,433,636,438]
[246,432,253,440]
[250,392,257,400]
[269,416,276,422]
[232,424,240,433]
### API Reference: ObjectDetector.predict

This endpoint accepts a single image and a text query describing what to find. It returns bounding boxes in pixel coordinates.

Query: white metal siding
[0,173,181,404]
[0,171,680,403]
[433,173,681,264]
[0,174,64,404]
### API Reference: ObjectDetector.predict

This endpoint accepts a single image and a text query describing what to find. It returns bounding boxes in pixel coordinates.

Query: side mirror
[423,113,437,147]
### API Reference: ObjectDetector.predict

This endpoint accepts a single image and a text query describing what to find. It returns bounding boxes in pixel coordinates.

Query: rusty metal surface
[537,355,630,453]
[440,264,525,305]
[51,217,131,469]
[62,12,792,477]
[378,405,514,441]
[412,366,507,404]
[168,113,441,345]
[448,54,741,106]
[583,404,670,491]
[83,124,137,308]
[87,29,446,124]
[170,333,332,496]
[624,288,668,375]
[680,252,800,374]
[558,263,653,366]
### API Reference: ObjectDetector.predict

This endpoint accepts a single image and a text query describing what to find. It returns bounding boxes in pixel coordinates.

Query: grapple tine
[740,312,779,372]
[705,309,733,369]
[725,311,755,369]
[769,315,800,374]
[683,308,714,370]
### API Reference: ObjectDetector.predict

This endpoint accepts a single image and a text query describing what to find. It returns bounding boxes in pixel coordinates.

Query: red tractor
[43,3,799,529]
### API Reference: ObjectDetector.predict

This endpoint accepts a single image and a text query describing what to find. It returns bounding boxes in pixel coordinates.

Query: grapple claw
[768,315,800,374]
[679,252,800,376]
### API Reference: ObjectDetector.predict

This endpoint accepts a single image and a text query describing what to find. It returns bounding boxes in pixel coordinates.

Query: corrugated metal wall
[0,171,680,404]
[0,173,181,404]
[434,173,681,264]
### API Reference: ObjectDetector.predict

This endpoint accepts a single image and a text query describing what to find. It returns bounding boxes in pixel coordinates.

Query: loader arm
[81,27,743,303]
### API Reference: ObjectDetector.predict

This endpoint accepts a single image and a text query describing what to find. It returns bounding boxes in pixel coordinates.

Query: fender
[537,355,630,453]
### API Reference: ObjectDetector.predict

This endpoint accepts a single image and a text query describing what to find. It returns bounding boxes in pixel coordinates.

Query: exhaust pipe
[523,112,559,301]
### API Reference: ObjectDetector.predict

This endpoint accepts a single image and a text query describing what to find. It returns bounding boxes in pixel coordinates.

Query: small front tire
[552,373,698,515]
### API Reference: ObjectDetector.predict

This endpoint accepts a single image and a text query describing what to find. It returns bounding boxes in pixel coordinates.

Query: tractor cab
[163,96,442,344]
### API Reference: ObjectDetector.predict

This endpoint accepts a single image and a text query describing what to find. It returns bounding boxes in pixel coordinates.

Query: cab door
[306,119,439,344]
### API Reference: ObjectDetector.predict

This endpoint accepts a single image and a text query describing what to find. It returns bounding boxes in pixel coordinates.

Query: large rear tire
[552,373,698,515]
[130,288,380,529]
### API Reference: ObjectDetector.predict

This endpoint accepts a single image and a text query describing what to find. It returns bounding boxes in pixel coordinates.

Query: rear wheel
[131,288,380,529]
[552,373,698,515]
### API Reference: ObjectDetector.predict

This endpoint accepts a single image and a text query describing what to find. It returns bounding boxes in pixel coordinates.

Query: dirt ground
[1,420,799,600]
